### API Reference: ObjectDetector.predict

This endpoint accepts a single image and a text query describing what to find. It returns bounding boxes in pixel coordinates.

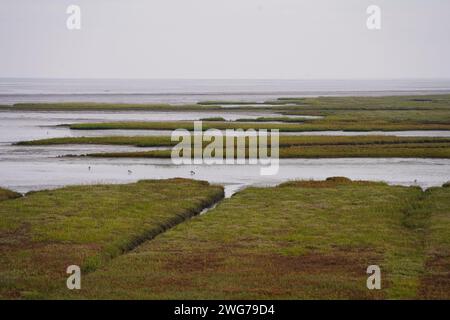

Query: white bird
[190,170,195,175]
[128,170,132,175]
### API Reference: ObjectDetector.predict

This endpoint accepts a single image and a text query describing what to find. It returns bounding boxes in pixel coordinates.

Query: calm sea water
[1,78,450,105]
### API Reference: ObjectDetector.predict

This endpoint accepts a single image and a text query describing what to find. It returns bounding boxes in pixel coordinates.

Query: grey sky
[1,0,449,79]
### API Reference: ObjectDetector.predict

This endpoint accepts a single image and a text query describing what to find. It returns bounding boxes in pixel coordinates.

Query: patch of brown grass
[419,255,450,299]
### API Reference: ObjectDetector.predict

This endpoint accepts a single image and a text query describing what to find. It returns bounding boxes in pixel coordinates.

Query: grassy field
[0,179,223,299]
[52,178,450,299]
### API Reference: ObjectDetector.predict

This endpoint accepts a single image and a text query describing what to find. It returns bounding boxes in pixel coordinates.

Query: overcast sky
[1,0,449,79]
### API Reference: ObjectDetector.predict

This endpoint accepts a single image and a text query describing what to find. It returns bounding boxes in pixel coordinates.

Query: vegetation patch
[0,179,223,299]
[57,179,450,299]
[82,142,450,159]
[199,117,226,122]
[16,136,175,147]
[67,120,450,132]
[18,135,450,148]
[416,187,450,299]
[20,135,450,159]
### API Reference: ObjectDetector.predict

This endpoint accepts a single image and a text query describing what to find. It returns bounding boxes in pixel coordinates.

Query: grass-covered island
[0,179,224,299]
[17,135,450,159]
[0,178,448,299]
[67,119,450,132]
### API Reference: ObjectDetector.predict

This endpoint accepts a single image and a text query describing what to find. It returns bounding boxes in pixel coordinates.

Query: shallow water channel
[1,110,450,197]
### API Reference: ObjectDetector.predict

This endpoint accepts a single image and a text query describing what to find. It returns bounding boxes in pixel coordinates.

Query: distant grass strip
[0,179,224,299]
[197,101,261,105]
[68,120,450,132]
[268,94,450,110]
[5,95,450,113]
[413,187,450,299]
[6,95,450,132]
[16,136,175,147]
[236,116,306,123]
[200,117,226,121]
[67,121,305,131]
[17,135,450,148]
[18,136,450,159]
[59,179,450,299]
[84,143,450,159]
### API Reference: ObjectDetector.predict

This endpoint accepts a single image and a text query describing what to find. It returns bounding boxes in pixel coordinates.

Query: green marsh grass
[7,94,450,131]
[85,145,450,159]
[18,135,450,147]
[67,119,450,132]
[58,179,450,299]
[0,179,223,299]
